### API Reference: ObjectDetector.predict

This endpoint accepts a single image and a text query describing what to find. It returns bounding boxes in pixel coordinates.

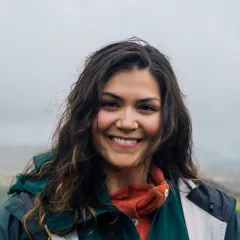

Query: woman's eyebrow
[102,92,161,102]
[102,92,122,100]
[137,98,161,103]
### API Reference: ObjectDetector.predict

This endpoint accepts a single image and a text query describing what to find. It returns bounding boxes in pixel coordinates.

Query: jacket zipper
[122,213,141,240]
[147,207,161,240]
[110,206,141,240]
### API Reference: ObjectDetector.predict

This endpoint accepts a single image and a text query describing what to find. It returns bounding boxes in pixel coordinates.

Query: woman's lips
[106,136,142,149]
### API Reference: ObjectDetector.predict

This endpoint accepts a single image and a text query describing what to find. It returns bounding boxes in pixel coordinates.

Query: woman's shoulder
[0,152,53,239]
[0,192,34,221]
[0,202,19,239]
[0,192,48,239]
[0,193,32,239]
[195,181,240,238]
[179,178,240,239]
[180,179,237,218]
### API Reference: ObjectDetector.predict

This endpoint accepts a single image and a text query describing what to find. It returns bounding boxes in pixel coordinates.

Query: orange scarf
[110,167,169,240]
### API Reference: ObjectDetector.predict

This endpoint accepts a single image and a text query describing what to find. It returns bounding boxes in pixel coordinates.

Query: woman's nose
[115,108,138,131]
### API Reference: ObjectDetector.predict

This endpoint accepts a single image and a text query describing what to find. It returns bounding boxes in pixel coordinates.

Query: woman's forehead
[103,69,160,99]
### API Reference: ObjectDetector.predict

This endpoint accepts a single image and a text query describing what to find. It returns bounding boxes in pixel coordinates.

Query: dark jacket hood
[7,152,114,233]
[8,152,53,195]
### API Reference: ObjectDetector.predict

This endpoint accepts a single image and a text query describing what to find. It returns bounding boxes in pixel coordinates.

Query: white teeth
[112,137,138,145]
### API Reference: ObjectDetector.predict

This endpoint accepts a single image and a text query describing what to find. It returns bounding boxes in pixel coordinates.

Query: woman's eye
[139,105,156,112]
[100,101,118,109]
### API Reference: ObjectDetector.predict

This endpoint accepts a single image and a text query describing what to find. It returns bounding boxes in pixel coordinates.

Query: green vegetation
[237,202,240,213]
[0,186,9,206]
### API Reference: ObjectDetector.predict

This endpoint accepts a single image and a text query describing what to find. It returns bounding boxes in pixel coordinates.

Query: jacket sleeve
[0,206,28,240]
[225,211,240,240]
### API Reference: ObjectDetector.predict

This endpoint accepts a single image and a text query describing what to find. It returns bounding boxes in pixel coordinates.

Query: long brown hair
[23,37,198,237]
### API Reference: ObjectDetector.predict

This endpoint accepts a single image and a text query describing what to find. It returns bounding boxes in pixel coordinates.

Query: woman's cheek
[143,117,161,137]
[93,110,115,130]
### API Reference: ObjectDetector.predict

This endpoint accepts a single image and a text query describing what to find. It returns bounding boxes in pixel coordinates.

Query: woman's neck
[106,163,149,193]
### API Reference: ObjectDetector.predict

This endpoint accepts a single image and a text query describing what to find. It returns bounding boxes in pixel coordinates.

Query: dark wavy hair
[23,37,198,237]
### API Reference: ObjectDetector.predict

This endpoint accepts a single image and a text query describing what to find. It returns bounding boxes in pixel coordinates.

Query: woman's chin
[106,158,141,171]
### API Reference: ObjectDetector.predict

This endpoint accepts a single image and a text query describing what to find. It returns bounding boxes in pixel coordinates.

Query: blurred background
[0,0,239,209]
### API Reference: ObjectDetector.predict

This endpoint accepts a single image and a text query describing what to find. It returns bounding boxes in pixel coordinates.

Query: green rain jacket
[0,152,239,239]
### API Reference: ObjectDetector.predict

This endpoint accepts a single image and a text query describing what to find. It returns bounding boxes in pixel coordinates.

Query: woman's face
[92,68,161,170]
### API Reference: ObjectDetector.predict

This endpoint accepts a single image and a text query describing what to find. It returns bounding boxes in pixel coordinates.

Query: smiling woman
[92,69,162,177]
[0,38,239,240]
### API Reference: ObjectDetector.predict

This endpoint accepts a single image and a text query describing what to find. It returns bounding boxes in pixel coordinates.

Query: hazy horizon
[0,144,239,172]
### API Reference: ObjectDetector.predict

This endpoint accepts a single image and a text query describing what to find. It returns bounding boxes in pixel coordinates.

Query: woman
[0,38,239,240]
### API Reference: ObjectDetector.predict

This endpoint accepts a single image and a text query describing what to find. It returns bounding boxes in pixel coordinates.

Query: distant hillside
[0,186,9,206]
[0,145,45,171]
[206,179,240,199]
[0,144,239,172]
[0,171,18,187]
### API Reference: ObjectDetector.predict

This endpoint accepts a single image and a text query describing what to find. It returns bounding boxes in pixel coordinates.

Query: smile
[107,136,142,148]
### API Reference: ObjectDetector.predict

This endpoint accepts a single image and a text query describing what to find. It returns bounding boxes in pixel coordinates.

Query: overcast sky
[0,0,239,168]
